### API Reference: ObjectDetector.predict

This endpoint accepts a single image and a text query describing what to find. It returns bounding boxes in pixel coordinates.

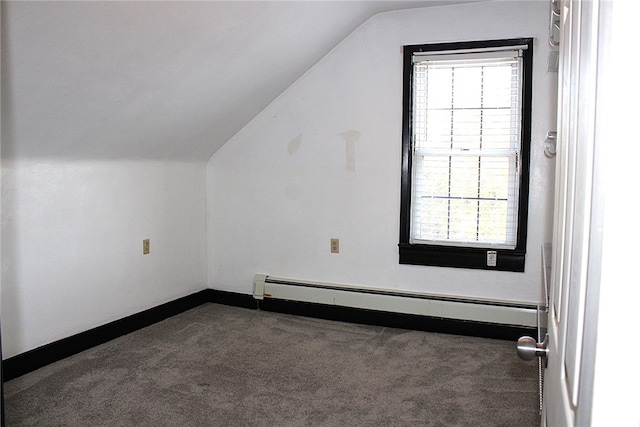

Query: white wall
[207,1,556,304]
[1,159,207,358]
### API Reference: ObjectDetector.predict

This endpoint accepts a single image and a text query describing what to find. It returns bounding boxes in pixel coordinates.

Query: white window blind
[410,48,524,249]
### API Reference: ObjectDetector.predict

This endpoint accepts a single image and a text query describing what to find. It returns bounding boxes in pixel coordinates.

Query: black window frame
[399,38,534,272]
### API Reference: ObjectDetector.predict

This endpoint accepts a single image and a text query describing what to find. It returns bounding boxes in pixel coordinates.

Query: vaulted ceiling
[1,1,483,161]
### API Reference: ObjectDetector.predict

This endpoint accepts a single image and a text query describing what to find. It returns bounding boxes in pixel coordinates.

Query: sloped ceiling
[1,1,483,161]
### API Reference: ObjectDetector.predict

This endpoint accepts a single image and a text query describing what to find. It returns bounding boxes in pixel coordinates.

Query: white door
[538,1,611,425]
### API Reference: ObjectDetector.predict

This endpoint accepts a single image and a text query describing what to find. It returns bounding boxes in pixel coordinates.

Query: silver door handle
[517,334,549,367]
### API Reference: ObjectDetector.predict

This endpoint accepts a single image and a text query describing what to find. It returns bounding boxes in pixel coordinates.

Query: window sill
[399,243,525,272]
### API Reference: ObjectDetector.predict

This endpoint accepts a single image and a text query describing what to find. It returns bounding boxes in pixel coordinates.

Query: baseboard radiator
[253,274,537,327]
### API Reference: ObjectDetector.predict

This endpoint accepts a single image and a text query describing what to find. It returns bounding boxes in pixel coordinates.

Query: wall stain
[288,133,302,156]
[338,130,360,172]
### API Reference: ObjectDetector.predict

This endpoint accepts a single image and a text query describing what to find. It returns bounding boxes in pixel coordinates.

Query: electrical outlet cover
[487,250,497,267]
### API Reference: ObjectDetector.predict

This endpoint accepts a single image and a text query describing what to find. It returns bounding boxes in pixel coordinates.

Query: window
[399,39,533,272]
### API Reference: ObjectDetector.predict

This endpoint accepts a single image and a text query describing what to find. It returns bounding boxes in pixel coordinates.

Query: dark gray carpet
[4,303,540,426]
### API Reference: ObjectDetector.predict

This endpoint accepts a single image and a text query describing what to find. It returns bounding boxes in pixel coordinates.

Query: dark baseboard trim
[203,289,257,309]
[3,290,211,381]
[258,298,535,342]
[206,289,535,341]
[3,289,531,381]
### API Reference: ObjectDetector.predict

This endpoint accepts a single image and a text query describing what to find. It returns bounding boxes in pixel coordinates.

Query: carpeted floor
[4,303,540,426]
